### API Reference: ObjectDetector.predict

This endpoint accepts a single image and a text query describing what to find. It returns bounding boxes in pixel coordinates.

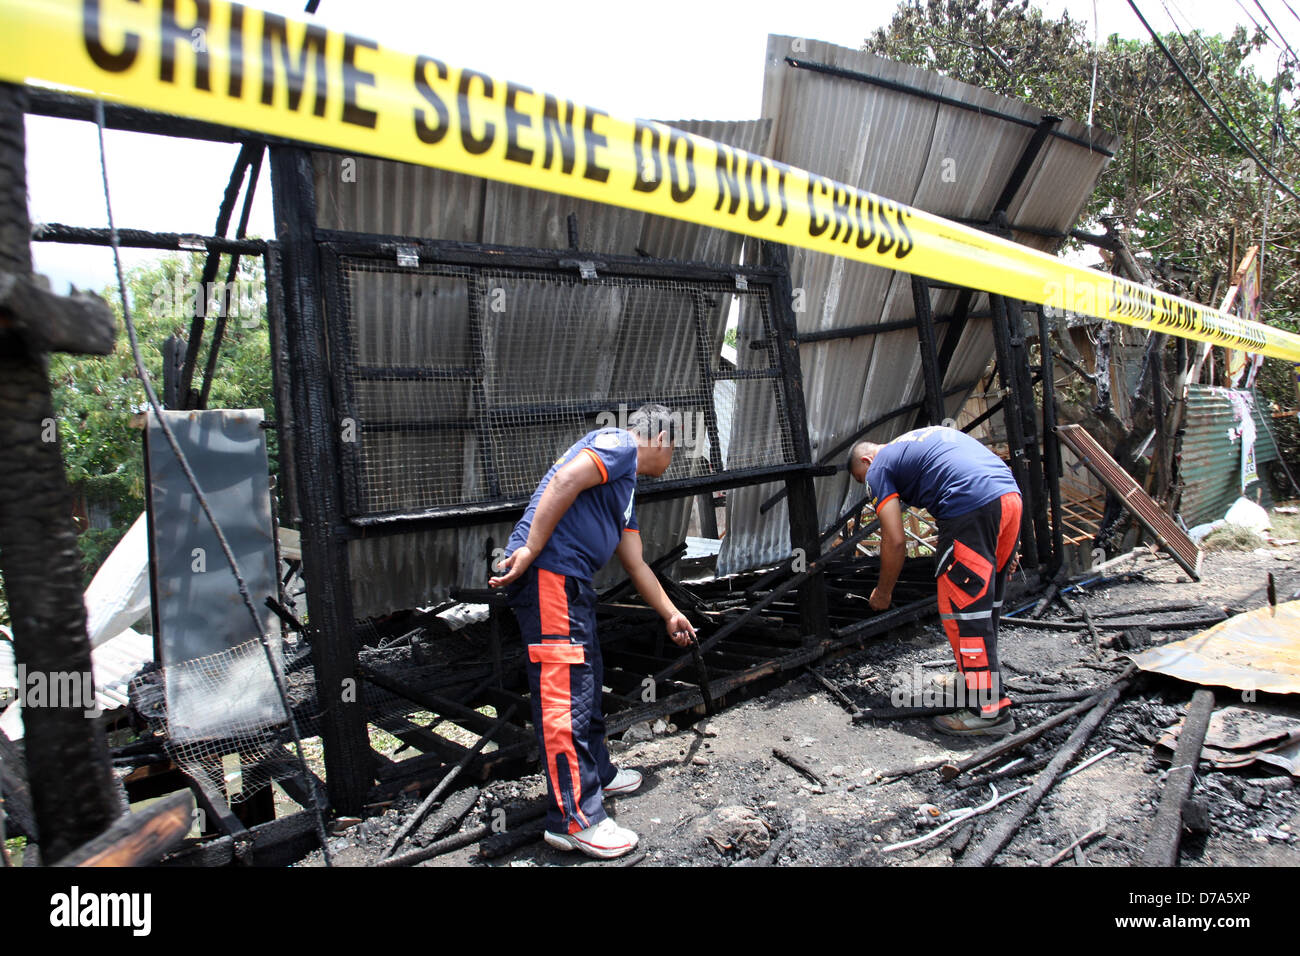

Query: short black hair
[847,440,870,472]
[628,403,677,442]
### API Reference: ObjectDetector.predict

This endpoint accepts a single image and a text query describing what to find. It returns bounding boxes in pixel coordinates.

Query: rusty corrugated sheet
[1178,385,1279,528]
[1057,423,1201,578]
[716,36,1120,575]
[310,121,775,616]
[1131,600,1300,695]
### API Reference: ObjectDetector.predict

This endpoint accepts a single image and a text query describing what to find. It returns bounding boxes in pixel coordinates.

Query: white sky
[24,0,1300,292]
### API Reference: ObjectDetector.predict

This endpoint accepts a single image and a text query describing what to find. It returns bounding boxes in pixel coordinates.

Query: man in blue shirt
[490,404,695,858]
[849,426,1022,736]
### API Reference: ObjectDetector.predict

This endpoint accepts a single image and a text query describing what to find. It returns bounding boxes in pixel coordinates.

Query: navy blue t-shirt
[864,427,1019,521]
[507,428,639,581]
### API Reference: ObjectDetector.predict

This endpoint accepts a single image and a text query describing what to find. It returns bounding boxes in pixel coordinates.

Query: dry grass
[1268,510,1300,539]
[1201,524,1265,551]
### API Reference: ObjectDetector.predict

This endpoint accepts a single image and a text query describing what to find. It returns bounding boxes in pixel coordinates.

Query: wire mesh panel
[324,253,800,520]
[129,639,302,805]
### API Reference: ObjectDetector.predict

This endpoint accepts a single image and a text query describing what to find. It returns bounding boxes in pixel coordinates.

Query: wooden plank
[1141,689,1215,866]
[1056,424,1201,579]
[55,792,195,867]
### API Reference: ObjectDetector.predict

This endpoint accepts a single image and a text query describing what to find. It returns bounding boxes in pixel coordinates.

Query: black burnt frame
[20,93,1070,848]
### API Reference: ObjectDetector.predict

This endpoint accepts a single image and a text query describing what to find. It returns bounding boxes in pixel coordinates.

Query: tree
[865,0,1300,475]
[48,252,275,581]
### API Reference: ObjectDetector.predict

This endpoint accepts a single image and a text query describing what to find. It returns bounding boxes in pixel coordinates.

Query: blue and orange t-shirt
[507,428,639,581]
[864,426,1019,521]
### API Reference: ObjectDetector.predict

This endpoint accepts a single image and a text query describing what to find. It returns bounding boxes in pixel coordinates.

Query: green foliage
[866,0,1297,290]
[866,0,1300,474]
[50,253,275,582]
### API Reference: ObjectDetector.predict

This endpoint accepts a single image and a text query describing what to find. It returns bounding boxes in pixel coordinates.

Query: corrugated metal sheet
[311,121,775,616]
[716,36,1120,574]
[1131,600,1300,696]
[1178,386,1279,528]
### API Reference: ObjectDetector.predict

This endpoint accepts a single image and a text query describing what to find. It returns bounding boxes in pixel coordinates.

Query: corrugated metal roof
[716,36,1119,574]
[0,628,154,740]
[311,120,774,616]
[1178,385,1279,528]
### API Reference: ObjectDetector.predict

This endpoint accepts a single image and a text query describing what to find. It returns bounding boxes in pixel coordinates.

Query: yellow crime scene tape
[4,0,1300,362]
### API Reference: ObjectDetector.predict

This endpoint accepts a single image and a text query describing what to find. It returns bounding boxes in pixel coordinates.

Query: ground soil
[300,543,1300,868]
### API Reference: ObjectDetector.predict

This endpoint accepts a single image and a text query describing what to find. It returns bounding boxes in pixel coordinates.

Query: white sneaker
[603,767,643,797]
[544,817,639,859]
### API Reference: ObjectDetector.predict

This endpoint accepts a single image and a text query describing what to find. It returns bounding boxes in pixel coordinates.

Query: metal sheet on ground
[1130,600,1300,696]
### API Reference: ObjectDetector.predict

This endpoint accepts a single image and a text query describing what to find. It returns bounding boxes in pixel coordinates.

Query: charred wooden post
[0,82,122,864]
[764,242,829,646]
[988,293,1039,568]
[270,146,372,814]
[1005,294,1050,570]
[911,276,945,426]
[178,141,262,408]
[197,145,266,409]
[1035,305,1064,571]
[1093,320,1114,417]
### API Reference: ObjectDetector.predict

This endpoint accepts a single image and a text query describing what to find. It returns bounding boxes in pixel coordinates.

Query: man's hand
[666,611,696,647]
[868,586,891,611]
[489,545,533,588]
[1007,550,1021,575]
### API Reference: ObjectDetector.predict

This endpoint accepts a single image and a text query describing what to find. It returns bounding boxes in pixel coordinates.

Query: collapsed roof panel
[310,120,775,617]
[717,36,1120,576]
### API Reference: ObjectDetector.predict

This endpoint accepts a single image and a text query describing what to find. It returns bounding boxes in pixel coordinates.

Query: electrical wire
[1162,0,1290,149]
[92,102,333,866]
[1255,0,1300,65]
[1128,0,1300,202]
[1089,0,1100,128]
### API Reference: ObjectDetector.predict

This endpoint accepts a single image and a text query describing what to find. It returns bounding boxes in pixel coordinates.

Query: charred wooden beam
[962,675,1131,866]
[1036,305,1064,571]
[653,516,885,682]
[0,82,121,864]
[0,273,116,355]
[358,663,530,747]
[270,146,372,814]
[939,668,1134,782]
[764,242,830,646]
[31,223,266,255]
[380,704,518,861]
[1141,689,1215,867]
[911,276,945,427]
[160,805,320,867]
[989,294,1039,569]
[377,799,549,868]
[55,791,194,868]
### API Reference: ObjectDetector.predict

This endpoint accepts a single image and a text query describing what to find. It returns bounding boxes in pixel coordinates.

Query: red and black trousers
[935,491,1022,717]
[509,566,617,835]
